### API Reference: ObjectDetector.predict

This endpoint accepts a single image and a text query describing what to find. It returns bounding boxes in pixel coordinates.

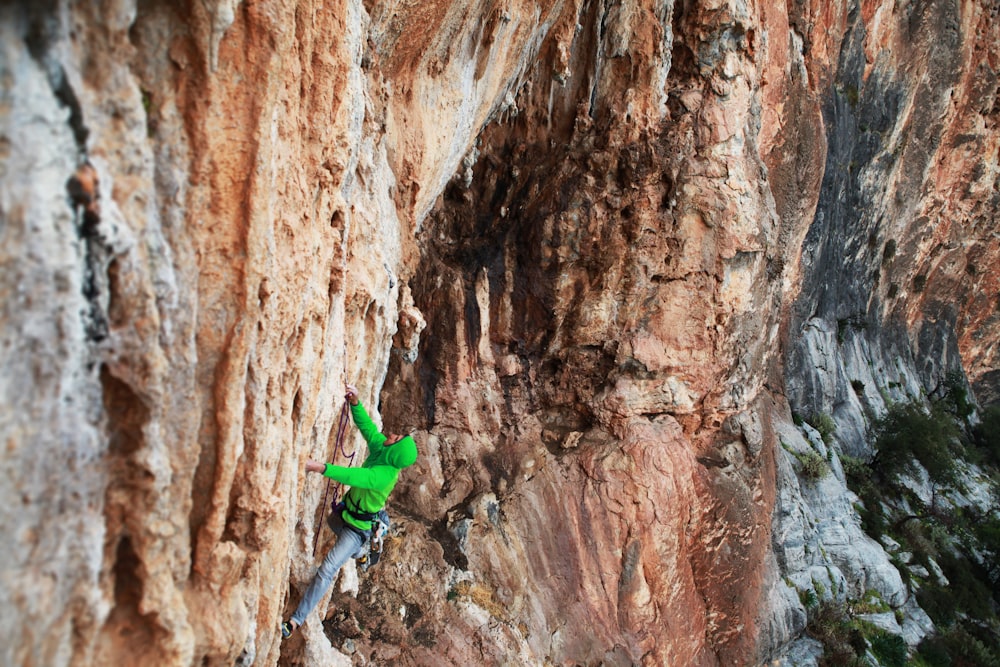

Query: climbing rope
[312,400,358,556]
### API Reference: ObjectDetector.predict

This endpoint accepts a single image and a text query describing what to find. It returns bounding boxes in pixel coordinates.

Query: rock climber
[282,383,418,639]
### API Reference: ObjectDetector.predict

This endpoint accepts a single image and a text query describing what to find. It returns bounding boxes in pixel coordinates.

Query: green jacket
[323,402,418,531]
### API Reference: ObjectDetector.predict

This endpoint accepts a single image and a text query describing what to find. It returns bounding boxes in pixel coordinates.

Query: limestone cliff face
[786,0,1000,427]
[0,1,996,667]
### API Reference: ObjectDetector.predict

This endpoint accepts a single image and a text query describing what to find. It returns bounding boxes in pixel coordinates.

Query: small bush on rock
[841,454,870,483]
[941,370,975,421]
[807,602,866,667]
[799,587,818,609]
[973,405,1000,470]
[939,627,1000,667]
[872,401,960,486]
[799,450,830,481]
[869,630,908,667]
[808,412,837,445]
[849,589,890,614]
[916,635,953,667]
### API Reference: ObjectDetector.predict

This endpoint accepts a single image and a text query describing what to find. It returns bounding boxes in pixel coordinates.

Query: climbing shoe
[281,621,295,639]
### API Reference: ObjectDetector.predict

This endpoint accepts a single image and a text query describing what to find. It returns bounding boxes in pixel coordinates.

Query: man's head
[383,433,418,469]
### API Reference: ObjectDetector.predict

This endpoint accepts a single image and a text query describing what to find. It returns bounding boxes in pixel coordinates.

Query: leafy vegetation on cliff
[834,395,1000,667]
[870,401,961,486]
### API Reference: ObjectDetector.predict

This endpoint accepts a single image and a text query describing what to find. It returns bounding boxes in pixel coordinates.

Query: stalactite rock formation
[0,0,997,666]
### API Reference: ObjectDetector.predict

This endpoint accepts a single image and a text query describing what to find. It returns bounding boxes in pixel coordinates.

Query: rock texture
[0,0,998,666]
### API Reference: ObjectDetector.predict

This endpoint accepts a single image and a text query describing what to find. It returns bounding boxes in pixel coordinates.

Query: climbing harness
[356,508,390,571]
[313,401,356,556]
[343,494,379,522]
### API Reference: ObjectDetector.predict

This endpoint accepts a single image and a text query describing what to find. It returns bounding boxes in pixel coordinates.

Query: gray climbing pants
[290,509,368,626]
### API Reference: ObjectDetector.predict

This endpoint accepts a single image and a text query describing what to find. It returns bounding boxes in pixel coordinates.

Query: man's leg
[289,526,366,627]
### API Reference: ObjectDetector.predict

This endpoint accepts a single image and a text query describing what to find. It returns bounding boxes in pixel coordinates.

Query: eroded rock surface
[1,0,998,666]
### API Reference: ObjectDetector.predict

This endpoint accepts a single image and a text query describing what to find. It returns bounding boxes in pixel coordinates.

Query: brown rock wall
[892,1,1000,401]
[378,2,787,661]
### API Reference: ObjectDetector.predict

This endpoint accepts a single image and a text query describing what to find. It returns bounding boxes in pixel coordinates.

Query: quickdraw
[312,401,357,556]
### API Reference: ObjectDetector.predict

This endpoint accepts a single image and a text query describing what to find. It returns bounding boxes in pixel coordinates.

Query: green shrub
[799,587,819,608]
[799,450,830,481]
[917,583,958,626]
[843,453,886,541]
[841,454,871,486]
[939,627,1000,667]
[973,405,1000,470]
[916,635,952,667]
[860,504,887,541]
[808,412,837,445]
[918,550,996,629]
[941,370,975,420]
[872,400,960,486]
[970,511,1000,586]
[937,551,994,621]
[807,602,866,667]
[850,589,890,614]
[869,630,908,667]
[896,518,938,562]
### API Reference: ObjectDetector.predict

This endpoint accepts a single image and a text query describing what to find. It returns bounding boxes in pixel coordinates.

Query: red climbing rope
[312,401,358,556]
